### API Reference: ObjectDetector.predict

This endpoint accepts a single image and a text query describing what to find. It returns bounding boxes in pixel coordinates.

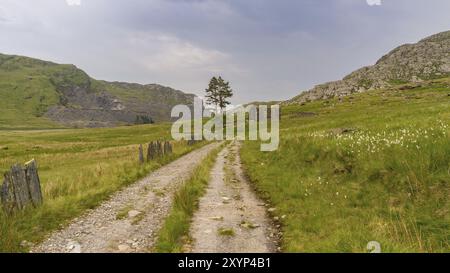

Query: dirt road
[188,142,278,253]
[32,143,221,253]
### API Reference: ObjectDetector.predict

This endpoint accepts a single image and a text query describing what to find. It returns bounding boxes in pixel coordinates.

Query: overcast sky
[0,0,449,104]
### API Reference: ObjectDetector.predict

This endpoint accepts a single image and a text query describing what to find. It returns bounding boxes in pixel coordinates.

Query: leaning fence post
[1,171,17,215]
[25,159,43,207]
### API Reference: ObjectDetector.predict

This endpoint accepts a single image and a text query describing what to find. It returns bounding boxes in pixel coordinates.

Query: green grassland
[0,123,204,252]
[241,78,450,252]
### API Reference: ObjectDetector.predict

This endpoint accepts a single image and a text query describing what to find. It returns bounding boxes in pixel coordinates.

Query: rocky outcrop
[44,81,194,128]
[287,30,450,104]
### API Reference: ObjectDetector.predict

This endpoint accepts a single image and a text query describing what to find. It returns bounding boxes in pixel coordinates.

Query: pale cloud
[366,0,382,6]
[130,33,230,73]
[66,0,81,6]
[0,7,10,23]
[119,31,246,94]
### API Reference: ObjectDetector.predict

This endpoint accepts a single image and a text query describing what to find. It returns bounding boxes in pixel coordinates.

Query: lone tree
[205,76,219,112]
[205,76,233,113]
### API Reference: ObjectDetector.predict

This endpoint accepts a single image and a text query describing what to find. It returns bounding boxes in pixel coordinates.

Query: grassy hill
[0,53,195,129]
[0,55,64,129]
[241,78,450,252]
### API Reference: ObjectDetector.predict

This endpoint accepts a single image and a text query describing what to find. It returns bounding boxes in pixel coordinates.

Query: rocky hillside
[0,53,195,128]
[287,30,450,104]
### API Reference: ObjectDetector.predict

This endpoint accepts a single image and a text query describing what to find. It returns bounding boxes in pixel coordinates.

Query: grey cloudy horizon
[0,0,449,104]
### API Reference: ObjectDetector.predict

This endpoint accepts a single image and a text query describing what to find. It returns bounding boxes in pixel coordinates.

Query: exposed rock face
[287,30,450,104]
[44,81,195,128]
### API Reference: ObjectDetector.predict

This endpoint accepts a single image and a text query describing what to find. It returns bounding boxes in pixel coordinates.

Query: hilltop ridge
[286,30,450,104]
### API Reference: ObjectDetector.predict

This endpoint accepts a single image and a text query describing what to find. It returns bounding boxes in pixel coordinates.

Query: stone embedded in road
[127,210,142,218]
[118,244,130,252]
[66,241,81,253]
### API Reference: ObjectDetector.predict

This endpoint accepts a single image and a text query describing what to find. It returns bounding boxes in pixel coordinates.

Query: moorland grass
[0,123,205,252]
[241,78,450,252]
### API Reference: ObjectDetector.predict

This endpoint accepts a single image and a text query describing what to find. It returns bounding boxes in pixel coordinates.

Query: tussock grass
[116,205,133,220]
[218,228,235,236]
[241,78,450,252]
[155,145,223,253]
[0,124,205,252]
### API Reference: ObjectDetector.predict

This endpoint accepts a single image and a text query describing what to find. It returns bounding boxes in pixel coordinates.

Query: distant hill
[286,30,450,104]
[244,101,281,106]
[0,53,196,129]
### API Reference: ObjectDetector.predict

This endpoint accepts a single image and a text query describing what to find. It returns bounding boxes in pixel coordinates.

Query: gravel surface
[188,142,278,253]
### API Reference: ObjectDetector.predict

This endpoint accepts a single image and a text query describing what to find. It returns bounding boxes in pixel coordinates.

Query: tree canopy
[205,76,233,113]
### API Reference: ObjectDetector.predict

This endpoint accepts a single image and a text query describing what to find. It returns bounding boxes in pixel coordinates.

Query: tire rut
[187,142,278,253]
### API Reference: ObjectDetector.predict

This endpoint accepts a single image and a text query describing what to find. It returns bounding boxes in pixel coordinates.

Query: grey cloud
[0,0,449,104]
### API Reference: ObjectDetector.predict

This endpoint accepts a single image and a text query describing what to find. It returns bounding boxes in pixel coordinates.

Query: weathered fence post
[147,142,155,161]
[146,141,173,161]
[138,144,144,164]
[1,167,20,214]
[163,141,172,155]
[159,141,164,156]
[1,159,43,215]
[25,159,43,207]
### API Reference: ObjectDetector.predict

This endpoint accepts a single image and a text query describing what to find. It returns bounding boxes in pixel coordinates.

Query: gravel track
[32,143,221,253]
[188,142,278,253]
